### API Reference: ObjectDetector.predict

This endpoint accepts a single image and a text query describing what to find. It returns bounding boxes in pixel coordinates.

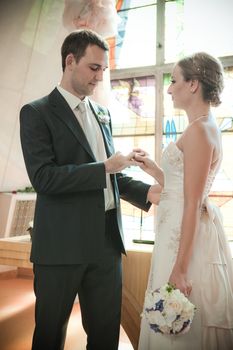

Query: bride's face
[167,65,192,110]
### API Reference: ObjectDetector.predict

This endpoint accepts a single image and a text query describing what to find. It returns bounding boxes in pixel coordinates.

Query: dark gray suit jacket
[20,88,151,265]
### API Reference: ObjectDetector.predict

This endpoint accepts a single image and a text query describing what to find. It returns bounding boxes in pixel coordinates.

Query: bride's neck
[186,103,210,123]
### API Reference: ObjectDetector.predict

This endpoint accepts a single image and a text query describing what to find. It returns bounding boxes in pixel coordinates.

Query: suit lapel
[48,88,95,159]
[88,100,114,157]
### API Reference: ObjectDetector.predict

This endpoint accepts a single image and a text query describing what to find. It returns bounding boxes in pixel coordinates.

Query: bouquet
[142,283,196,335]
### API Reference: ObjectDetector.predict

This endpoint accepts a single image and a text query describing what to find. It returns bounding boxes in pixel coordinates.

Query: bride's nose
[167,85,172,94]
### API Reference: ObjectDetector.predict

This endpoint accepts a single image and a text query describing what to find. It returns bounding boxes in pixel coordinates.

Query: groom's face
[66,44,108,99]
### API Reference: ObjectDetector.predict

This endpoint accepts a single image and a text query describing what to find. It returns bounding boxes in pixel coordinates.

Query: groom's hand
[132,148,149,158]
[104,151,140,174]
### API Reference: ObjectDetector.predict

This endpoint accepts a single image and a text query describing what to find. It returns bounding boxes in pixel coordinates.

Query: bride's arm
[133,149,164,187]
[169,124,214,296]
[147,183,162,205]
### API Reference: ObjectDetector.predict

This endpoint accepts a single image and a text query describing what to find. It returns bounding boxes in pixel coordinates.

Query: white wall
[0,0,116,192]
[0,0,68,191]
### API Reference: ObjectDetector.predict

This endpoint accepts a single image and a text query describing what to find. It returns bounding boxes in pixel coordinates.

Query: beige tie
[77,101,98,157]
[76,101,115,210]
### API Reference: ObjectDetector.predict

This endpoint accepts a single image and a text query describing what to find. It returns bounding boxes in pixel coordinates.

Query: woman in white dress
[136,52,233,350]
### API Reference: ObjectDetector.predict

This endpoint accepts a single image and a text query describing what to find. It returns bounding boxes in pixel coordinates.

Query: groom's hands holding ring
[104,151,140,173]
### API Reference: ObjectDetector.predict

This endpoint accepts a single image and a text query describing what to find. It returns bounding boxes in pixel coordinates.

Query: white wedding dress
[138,142,233,350]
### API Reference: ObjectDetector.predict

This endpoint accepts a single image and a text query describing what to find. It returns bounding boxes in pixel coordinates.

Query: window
[109,75,156,242]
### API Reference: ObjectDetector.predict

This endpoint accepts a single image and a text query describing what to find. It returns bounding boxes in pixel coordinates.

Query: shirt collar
[57,85,88,110]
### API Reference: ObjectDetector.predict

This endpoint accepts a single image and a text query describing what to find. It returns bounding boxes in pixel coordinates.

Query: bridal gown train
[138,142,233,350]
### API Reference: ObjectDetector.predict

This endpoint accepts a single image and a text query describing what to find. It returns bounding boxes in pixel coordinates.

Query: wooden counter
[0,235,32,268]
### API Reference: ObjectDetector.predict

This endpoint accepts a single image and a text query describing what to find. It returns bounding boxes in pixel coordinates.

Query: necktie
[77,101,98,156]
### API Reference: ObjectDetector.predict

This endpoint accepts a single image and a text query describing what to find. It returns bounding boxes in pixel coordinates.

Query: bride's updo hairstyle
[177,52,224,107]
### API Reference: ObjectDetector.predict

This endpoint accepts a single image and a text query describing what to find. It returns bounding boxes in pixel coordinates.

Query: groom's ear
[66,54,76,71]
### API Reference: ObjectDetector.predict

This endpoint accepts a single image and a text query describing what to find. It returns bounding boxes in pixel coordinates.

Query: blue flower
[150,324,162,333]
[154,299,164,312]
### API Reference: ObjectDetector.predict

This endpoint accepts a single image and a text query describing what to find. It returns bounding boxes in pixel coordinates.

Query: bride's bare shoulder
[182,122,214,154]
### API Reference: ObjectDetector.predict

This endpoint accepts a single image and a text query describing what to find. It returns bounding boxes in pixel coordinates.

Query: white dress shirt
[57,85,115,210]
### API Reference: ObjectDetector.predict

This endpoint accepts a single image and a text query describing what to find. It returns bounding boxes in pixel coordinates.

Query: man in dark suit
[20,29,156,350]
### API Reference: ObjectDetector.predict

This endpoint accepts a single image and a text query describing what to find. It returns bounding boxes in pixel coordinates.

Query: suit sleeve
[20,103,107,195]
[116,172,152,212]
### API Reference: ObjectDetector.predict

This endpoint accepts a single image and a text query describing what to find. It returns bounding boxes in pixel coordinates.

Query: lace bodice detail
[161,142,220,199]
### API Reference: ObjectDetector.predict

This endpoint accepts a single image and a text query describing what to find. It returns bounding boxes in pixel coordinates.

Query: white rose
[172,288,185,301]
[148,310,166,327]
[144,290,160,309]
[164,296,183,315]
[163,308,177,327]
[144,291,154,309]
[172,319,184,333]
[183,300,195,314]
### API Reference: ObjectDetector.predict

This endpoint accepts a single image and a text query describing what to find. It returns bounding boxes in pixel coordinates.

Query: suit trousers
[31,209,123,350]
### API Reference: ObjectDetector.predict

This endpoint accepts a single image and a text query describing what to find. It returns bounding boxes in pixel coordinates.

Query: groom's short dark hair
[61,29,109,72]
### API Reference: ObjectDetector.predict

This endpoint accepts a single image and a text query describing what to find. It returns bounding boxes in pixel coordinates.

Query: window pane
[112,1,156,68]
[212,134,233,242]
[211,67,233,242]
[165,0,184,63]
[165,0,233,63]
[110,76,155,136]
[110,76,156,245]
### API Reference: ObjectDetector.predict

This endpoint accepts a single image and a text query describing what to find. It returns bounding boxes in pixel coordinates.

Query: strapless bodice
[161,142,218,200]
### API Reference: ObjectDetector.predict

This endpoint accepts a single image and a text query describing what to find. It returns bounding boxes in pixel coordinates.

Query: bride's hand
[133,148,164,186]
[169,267,192,297]
[133,148,159,177]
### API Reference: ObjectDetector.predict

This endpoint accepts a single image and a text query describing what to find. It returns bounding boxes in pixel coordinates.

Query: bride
[136,52,233,349]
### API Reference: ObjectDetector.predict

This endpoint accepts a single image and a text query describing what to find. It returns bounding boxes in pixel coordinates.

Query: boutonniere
[97,109,110,124]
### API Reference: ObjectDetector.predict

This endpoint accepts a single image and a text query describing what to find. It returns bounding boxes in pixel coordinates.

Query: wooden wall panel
[121,249,152,349]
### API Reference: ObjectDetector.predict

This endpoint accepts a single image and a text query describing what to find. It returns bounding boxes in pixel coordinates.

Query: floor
[0,274,133,350]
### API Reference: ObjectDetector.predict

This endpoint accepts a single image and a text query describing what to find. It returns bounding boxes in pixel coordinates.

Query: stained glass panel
[110,76,156,243]
[110,76,155,136]
[163,72,186,147]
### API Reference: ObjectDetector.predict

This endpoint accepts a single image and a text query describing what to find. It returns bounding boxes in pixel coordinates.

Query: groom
[20,29,155,350]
